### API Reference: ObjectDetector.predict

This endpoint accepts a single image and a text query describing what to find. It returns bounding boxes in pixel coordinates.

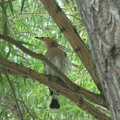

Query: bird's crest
[35,37,72,52]
[35,37,56,42]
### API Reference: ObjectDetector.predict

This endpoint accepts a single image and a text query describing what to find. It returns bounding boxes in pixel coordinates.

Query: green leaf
[9,2,14,14]
[21,0,26,12]
[0,5,6,15]
[18,40,35,47]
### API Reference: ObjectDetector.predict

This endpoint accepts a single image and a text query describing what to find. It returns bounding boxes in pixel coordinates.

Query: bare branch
[0,34,76,91]
[0,34,106,107]
[1,1,8,35]
[0,59,106,108]
[2,68,23,120]
[0,0,15,5]
[0,58,110,120]
[40,0,102,92]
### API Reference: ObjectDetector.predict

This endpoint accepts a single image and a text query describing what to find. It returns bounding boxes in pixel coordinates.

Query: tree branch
[0,0,15,5]
[1,96,22,120]
[0,60,106,107]
[1,0,8,36]
[39,0,102,92]
[0,34,106,107]
[2,68,23,120]
[0,34,76,91]
[0,58,110,120]
[18,93,37,119]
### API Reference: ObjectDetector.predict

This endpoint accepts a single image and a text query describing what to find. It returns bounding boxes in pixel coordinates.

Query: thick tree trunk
[76,0,120,120]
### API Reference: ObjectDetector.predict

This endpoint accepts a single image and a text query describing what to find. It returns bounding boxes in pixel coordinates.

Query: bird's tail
[49,88,60,109]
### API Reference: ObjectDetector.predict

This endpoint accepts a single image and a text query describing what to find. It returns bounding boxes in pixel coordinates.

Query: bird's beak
[35,37,46,42]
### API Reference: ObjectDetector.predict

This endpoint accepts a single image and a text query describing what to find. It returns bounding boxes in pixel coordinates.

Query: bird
[35,37,70,109]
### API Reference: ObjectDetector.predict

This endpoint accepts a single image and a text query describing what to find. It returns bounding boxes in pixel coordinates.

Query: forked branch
[40,0,102,92]
[0,34,106,107]
[0,58,110,120]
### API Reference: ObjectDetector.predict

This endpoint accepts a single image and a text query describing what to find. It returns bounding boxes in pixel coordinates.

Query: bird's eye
[51,42,54,44]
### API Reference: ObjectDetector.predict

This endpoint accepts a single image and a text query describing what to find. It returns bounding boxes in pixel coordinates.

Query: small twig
[17,12,46,15]
[0,0,15,5]
[0,58,107,107]
[18,91,37,119]
[40,0,102,93]
[1,1,8,36]
[2,67,23,120]
[1,96,21,120]
[0,59,110,120]
[0,34,76,91]
[0,35,107,107]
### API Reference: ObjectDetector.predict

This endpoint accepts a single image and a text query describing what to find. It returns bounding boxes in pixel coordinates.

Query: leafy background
[0,0,99,119]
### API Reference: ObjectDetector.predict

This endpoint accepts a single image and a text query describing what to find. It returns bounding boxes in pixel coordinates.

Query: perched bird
[35,37,70,109]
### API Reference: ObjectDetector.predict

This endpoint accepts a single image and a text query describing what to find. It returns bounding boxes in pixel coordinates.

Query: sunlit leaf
[0,0,100,120]
[18,40,36,47]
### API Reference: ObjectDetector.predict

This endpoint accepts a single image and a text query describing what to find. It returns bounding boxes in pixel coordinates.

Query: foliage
[0,0,100,119]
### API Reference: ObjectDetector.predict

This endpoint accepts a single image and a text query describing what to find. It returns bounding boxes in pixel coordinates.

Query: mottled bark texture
[76,0,120,120]
[0,58,109,120]
[40,0,103,92]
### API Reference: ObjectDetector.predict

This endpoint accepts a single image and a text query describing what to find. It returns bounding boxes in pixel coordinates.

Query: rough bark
[0,35,106,107]
[0,58,110,120]
[76,0,120,120]
[40,0,103,92]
